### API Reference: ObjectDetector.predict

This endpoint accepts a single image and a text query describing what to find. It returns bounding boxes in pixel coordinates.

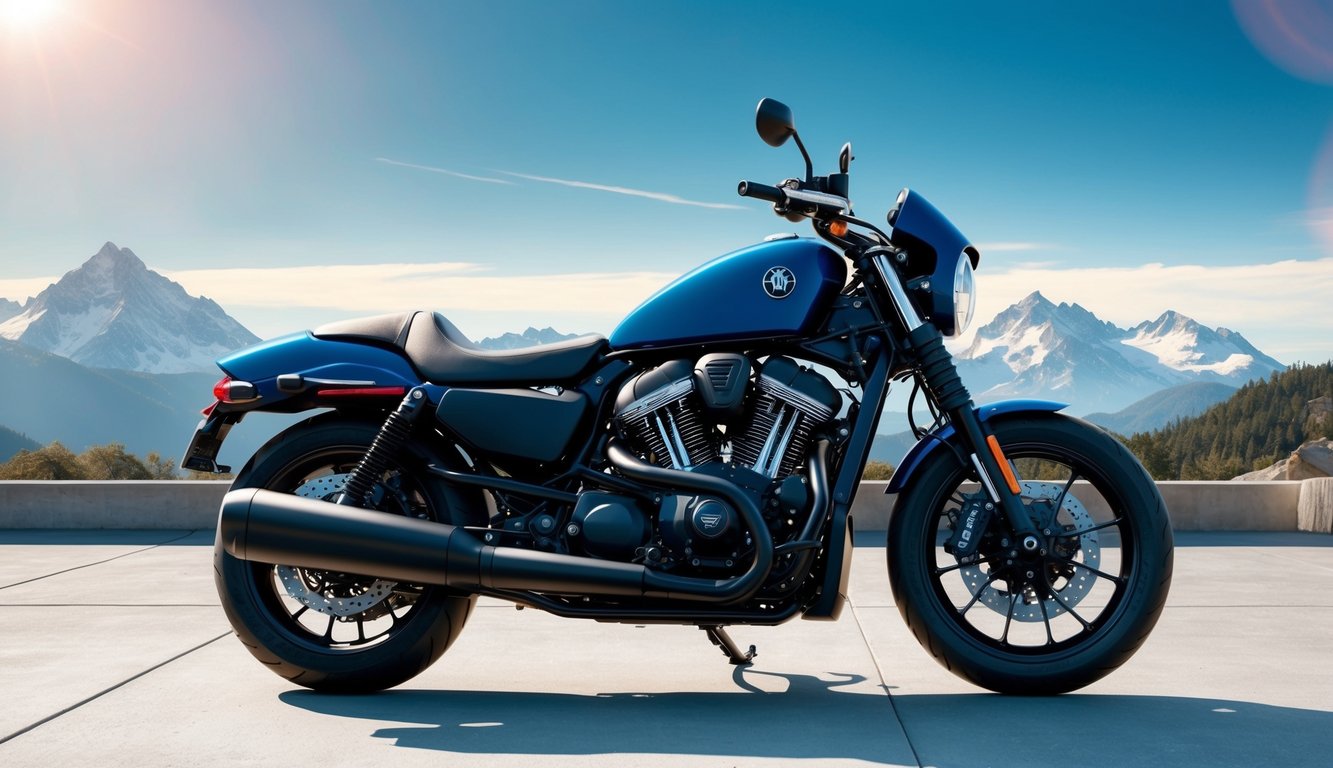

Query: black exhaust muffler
[219,484,781,602]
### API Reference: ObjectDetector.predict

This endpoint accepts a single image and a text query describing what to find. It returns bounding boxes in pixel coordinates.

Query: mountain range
[477,327,580,350]
[0,242,258,374]
[954,291,1283,415]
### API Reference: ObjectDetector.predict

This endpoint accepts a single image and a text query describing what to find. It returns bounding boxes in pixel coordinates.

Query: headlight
[953,254,976,337]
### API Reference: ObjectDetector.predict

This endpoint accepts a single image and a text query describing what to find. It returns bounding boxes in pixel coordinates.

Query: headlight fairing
[887,188,981,337]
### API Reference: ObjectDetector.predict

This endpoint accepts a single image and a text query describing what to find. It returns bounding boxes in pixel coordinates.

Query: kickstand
[701,625,756,666]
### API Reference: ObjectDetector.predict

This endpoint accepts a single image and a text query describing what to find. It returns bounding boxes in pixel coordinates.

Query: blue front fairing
[217,332,423,405]
[609,238,846,350]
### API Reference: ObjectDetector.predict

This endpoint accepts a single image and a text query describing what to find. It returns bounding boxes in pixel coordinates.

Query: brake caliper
[945,495,993,559]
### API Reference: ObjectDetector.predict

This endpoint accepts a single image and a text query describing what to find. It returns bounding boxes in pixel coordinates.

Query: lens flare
[1232,0,1333,84]
[0,0,62,29]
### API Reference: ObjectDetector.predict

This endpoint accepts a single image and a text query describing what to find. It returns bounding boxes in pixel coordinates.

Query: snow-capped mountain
[0,298,21,323]
[954,291,1284,414]
[0,242,259,374]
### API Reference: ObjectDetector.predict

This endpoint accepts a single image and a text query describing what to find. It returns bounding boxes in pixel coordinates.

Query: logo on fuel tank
[763,266,796,299]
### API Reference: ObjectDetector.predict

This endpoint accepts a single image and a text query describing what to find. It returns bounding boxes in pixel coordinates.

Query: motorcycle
[184,98,1172,695]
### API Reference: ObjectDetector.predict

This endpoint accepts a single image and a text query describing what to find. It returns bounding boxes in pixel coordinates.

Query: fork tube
[870,251,1038,538]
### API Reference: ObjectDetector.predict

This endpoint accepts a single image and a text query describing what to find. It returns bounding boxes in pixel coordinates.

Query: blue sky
[1,1,1331,360]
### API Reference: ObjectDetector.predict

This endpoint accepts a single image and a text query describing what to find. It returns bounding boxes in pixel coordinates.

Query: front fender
[885,400,1067,493]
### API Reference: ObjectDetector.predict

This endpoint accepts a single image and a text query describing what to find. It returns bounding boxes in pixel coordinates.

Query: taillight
[212,376,260,404]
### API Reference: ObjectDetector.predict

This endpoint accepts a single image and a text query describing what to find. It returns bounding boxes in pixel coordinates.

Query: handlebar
[737,180,784,203]
[738,180,849,217]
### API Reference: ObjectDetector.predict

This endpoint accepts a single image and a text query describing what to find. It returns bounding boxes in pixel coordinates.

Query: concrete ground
[0,530,1330,768]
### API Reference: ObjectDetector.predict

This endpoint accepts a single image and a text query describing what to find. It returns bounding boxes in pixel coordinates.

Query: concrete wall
[0,479,1325,532]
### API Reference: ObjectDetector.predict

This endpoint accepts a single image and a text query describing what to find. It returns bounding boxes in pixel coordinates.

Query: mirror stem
[792,131,814,182]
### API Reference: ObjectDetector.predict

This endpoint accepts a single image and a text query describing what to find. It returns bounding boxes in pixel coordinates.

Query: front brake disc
[959,480,1100,622]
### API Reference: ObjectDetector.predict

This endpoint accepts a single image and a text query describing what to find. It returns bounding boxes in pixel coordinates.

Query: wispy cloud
[0,276,56,303]
[495,170,747,210]
[975,241,1060,253]
[377,156,746,210]
[161,262,675,330]
[375,157,513,185]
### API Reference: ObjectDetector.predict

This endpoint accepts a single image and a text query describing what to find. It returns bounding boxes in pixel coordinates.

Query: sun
[0,0,63,29]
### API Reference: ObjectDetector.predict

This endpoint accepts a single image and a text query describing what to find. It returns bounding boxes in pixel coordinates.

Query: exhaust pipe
[220,488,647,596]
[219,460,781,603]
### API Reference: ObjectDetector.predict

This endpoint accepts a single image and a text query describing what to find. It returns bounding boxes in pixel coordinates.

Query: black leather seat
[312,312,417,347]
[403,312,608,384]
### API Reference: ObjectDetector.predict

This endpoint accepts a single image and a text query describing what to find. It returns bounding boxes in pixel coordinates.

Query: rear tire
[214,415,482,692]
[888,413,1173,694]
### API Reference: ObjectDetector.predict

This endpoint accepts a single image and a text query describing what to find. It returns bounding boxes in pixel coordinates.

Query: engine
[585,354,840,572]
[614,354,839,476]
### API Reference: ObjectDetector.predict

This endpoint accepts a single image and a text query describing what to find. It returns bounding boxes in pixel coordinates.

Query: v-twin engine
[613,354,840,480]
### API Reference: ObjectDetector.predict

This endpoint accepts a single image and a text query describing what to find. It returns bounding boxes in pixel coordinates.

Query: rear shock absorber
[337,387,430,508]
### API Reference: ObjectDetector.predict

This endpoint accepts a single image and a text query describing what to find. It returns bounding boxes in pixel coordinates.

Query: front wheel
[214,415,482,692]
[888,412,1173,694]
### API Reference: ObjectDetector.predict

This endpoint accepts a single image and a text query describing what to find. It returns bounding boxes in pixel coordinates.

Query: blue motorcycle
[186,99,1172,695]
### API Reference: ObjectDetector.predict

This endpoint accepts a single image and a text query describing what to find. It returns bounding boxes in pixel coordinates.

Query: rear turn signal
[212,376,260,404]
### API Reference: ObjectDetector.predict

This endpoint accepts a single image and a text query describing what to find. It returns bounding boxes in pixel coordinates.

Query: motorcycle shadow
[278,668,1333,765]
[280,667,915,763]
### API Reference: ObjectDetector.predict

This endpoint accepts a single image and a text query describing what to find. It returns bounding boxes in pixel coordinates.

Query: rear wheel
[888,413,1173,694]
[214,416,480,692]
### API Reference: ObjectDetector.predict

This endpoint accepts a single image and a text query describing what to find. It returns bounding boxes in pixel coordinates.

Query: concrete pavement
[1,529,1331,767]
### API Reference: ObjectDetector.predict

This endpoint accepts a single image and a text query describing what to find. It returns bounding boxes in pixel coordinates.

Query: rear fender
[885,400,1067,493]
[215,332,425,414]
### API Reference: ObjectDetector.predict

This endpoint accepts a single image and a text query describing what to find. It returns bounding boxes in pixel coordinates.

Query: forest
[1121,362,1333,480]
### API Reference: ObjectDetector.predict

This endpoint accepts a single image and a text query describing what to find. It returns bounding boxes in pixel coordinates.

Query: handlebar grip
[737,180,784,202]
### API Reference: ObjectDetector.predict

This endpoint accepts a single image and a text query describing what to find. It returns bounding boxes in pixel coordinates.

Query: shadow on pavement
[281,668,1333,767]
[281,669,915,764]
[891,692,1333,767]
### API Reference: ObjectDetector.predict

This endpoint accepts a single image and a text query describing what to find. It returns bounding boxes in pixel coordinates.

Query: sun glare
[0,0,62,29]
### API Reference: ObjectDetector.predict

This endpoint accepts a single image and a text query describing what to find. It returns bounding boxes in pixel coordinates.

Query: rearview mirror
[756,98,796,147]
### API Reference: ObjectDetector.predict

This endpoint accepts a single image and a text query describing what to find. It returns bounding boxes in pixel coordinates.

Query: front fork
[870,251,1039,541]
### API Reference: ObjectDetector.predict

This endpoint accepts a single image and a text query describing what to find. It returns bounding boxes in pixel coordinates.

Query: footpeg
[701,625,756,665]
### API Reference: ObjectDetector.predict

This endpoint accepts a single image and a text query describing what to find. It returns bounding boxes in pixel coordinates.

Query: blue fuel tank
[609,237,847,351]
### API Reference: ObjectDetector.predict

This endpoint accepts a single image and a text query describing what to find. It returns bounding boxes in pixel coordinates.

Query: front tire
[214,415,482,692]
[888,413,1173,694]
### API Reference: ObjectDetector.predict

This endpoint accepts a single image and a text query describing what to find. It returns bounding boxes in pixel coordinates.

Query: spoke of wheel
[999,591,1019,646]
[321,616,335,642]
[1037,590,1055,645]
[949,492,968,507]
[356,619,367,644]
[1054,470,1080,511]
[1068,559,1124,584]
[934,556,989,576]
[1053,517,1124,538]
[1044,572,1092,631]
[291,605,308,622]
[958,571,1001,617]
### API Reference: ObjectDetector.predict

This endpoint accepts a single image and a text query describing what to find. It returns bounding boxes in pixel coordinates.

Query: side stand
[700,625,756,666]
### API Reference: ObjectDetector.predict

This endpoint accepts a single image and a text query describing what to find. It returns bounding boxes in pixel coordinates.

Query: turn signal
[829,220,848,237]
[986,435,1022,495]
[212,376,260,404]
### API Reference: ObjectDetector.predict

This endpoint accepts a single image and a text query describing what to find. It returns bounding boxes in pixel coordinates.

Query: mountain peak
[0,243,259,373]
[84,241,147,279]
[477,326,580,350]
[1017,290,1052,308]
[956,293,1285,414]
